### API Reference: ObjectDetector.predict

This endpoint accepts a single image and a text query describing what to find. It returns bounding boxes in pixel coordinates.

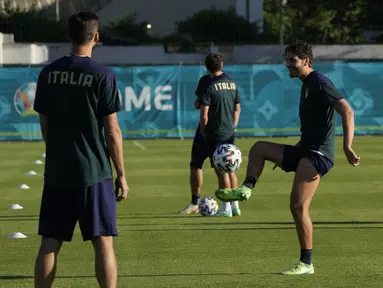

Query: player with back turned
[215,41,360,274]
[179,53,242,217]
[33,12,128,288]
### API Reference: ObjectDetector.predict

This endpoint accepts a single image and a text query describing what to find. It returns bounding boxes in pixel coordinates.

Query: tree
[100,13,159,45]
[175,6,259,44]
[0,2,158,44]
[263,0,364,44]
[0,1,67,42]
[363,0,383,27]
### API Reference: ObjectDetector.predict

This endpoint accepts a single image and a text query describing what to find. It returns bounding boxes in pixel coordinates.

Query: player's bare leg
[180,167,202,214]
[214,168,234,217]
[245,141,285,182]
[229,172,241,216]
[281,158,319,275]
[190,167,203,197]
[34,237,62,288]
[215,141,285,202]
[92,236,117,288]
[216,168,231,189]
[229,172,238,188]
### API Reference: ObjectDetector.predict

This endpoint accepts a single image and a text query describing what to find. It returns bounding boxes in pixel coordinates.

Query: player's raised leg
[215,141,286,202]
[281,158,319,275]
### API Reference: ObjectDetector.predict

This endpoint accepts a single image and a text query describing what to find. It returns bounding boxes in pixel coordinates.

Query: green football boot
[215,185,252,202]
[232,207,241,216]
[213,210,233,217]
[281,261,314,275]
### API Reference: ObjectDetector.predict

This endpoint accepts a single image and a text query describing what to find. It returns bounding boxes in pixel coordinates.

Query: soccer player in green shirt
[33,12,128,287]
[179,53,242,217]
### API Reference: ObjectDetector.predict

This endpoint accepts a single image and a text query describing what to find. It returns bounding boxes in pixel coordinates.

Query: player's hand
[115,176,129,202]
[194,99,200,110]
[344,147,360,167]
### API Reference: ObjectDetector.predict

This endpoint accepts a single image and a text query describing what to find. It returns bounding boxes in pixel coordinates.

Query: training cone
[42,153,46,158]
[34,160,43,164]
[8,232,27,239]
[8,204,23,210]
[19,184,29,190]
[27,170,37,176]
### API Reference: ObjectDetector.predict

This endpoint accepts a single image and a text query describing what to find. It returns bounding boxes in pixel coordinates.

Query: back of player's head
[284,41,313,67]
[205,53,224,73]
[68,12,99,46]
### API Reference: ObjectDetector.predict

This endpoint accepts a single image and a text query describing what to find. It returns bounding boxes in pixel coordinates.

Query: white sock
[221,202,231,211]
[231,201,239,209]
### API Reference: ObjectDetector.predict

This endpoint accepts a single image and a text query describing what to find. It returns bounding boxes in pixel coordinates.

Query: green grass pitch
[0,136,382,287]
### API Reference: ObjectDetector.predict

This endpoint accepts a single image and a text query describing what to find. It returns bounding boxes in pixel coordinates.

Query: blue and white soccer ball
[213,144,242,173]
[198,197,219,216]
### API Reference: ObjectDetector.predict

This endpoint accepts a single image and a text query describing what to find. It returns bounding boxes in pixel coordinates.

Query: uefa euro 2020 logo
[14,82,38,117]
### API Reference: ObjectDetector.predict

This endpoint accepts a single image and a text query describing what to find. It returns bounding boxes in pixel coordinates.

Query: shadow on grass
[118,221,383,225]
[117,226,383,232]
[1,213,383,226]
[0,215,38,222]
[0,272,253,280]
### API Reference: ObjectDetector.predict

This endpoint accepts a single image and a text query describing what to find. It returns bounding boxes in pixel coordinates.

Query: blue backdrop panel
[0,63,381,140]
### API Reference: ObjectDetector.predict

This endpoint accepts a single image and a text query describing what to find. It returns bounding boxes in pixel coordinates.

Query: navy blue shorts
[282,145,333,177]
[190,127,235,169]
[38,179,118,242]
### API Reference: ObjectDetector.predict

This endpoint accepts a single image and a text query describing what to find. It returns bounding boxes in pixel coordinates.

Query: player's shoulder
[207,73,233,85]
[82,57,115,78]
[198,74,210,84]
[221,72,232,81]
[211,72,232,83]
[310,71,335,87]
[40,56,66,73]
[197,73,233,91]
[47,55,114,77]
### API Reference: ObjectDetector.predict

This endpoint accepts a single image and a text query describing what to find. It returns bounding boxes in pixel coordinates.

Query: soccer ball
[198,197,219,216]
[213,144,242,173]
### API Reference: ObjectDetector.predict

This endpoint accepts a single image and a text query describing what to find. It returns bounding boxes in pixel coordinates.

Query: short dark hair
[284,41,313,66]
[68,12,99,45]
[205,53,223,73]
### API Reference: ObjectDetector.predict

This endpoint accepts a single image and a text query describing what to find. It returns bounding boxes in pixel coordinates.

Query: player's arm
[233,104,240,128]
[194,98,201,109]
[199,87,212,138]
[334,99,354,150]
[38,115,48,144]
[100,72,125,177]
[199,105,209,138]
[101,71,129,200]
[322,82,360,166]
[233,89,241,128]
[104,114,124,177]
[195,76,207,110]
[33,69,48,144]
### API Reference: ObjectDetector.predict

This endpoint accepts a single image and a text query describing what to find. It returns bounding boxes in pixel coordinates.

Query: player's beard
[288,69,297,78]
[288,67,300,78]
